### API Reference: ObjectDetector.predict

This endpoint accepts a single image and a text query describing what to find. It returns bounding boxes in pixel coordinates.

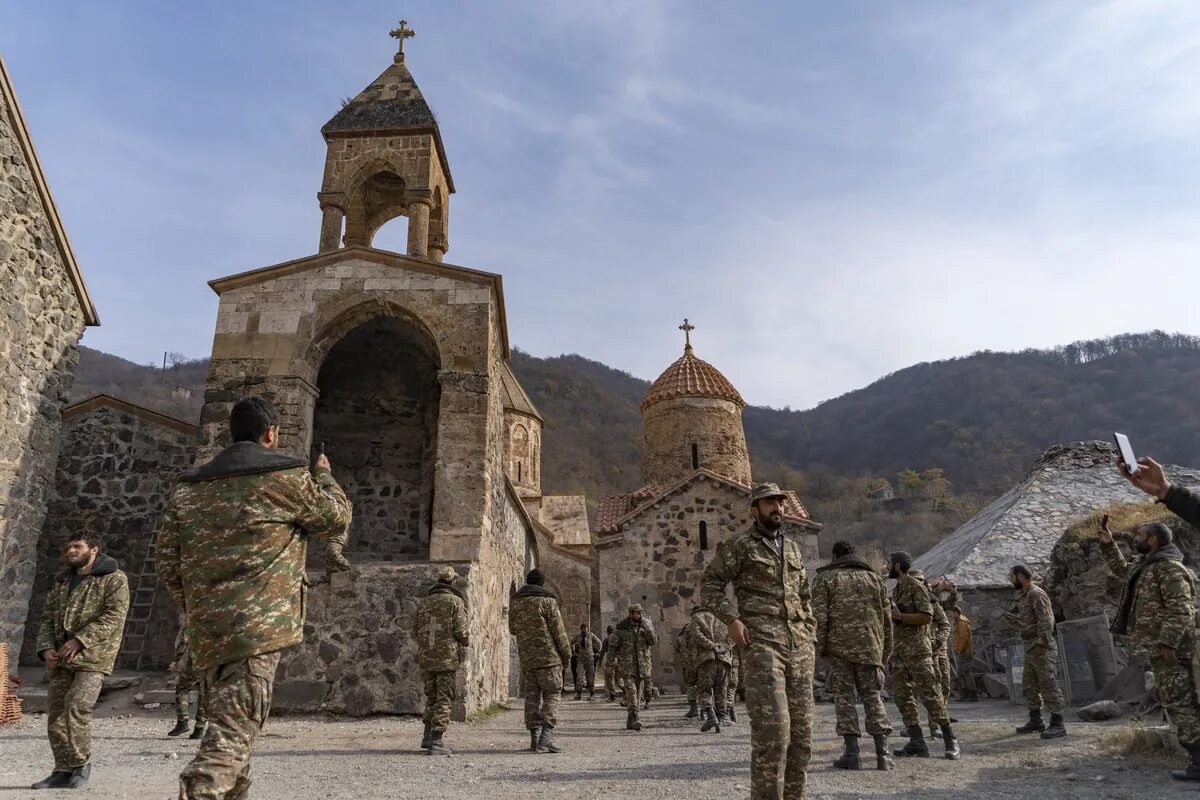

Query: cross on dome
[389,19,416,59]
[679,318,695,351]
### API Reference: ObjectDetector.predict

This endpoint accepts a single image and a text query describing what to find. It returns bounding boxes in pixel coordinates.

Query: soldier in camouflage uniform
[573,623,602,700]
[611,603,656,730]
[599,625,619,702]
[413,566,468,755]
[157,396,351,800]
[725,643,741,723]
[812,540,894,771]
[689,605,733,733]
[909,570,952,741]
[31,533,130,790]
[509,568,571,753]
[675,620,699,718]
[168,618,207,740]
[1009,564,1066,740]
[888,552,960,760]
[701,483,816,800]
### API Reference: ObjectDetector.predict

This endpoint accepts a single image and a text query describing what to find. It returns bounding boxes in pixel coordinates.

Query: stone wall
[0,83,90,663]
[641,397,751,488]
[20,400,196,667]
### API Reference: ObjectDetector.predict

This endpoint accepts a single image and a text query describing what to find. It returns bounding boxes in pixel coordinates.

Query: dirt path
[0,695,1192,799]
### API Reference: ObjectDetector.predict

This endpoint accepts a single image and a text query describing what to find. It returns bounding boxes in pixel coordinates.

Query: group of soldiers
[23,392,1200,798]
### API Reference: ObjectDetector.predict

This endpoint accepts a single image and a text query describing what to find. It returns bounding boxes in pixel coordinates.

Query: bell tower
[317,20,454,260]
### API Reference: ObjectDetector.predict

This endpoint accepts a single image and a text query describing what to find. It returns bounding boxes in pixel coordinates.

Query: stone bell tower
[316,20,454,260]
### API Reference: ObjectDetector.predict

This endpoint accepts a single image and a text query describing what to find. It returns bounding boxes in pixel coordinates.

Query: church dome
[641,345,744,411]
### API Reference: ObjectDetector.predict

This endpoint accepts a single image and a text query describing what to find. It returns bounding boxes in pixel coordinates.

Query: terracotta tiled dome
[641,346,745,410]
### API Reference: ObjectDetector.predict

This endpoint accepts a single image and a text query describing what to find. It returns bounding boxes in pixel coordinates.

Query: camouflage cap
[908,569,926,582]
[628,603,644,614]
[436,565,458,582]
[749,482,788,504]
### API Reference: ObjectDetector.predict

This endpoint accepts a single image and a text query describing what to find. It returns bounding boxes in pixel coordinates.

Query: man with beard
[573,623,602,700]
[413,566,469,755]
[509,569,572,753]
[1009,564,1066,740]
[611,604,656,730]
[909,570,951,741]
[701,483,816,799]
[812,540,894,771]
[888,551,960,760]
[31,534,130,789]
[1098,515,1200,781]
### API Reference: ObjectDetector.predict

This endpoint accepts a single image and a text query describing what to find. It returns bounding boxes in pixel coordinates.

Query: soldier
[888,551,960,760]
[725,643,741,723]
[812,540,894,771]
[700,482,816,800]
[168,617,207,740]
[610,604,656,731]
[573,623,602,700]
[933,577,978,701]
[675,620,699,718]
[413,566,469,755]
[1009,564,1066,739]
[31,533,130,790]
[599,625,619,702]
[508,568,571,753]
[1097,515,1200,781]
[688,605,732,733]
[909,570,952,740]
[156,396,351,799]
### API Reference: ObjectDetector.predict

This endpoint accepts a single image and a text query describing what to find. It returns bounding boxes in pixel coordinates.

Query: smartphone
[1113,432,1139,475]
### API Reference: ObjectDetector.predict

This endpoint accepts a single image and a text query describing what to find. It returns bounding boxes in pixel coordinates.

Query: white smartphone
[1114,432,1140,475]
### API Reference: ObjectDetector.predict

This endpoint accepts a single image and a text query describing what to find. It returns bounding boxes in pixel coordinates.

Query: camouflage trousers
[696,660,729,713]
[176,661,208,724]
[744,639,814,800]
[577,658,596,693]
[622,669,651,708]
[179,650,281,800]
[1151,653,1200,747]
[422,670,456,733]
[46,668,104,770]
[604,662,617,698]
[1022,644,1065,714]
[826,657,892,737]
[522,665,562,731]
[727,650,740,708]
[685,664,699,705]
[933,647,952,703]
[892,653,948,729]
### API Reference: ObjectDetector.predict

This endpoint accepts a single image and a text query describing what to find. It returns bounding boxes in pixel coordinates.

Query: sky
[5,1,1200,410]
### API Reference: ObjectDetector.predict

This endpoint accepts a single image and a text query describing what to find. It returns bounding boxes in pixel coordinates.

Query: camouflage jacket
[611,616,656,677]
[36,554,130,675]
[1101,539,1196,661]
[812,555,892,666]
[573,631,602,666]
[891,572,934,662]
[929,594,951,652]
[156,442,352,670]
[688,608,733,667]
[674,622,695,674]
[413,583,469,673]
[700,523,815,649]
[508,584,571,671]
[1016,583,1056,651]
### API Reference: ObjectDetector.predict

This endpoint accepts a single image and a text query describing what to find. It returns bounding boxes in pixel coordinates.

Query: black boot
[1041,713,1066,740]
[1016,708,1045,734]
[30,772,72,790]
[189,723,207,741]
[700,707,716,732]
[529,728,541,752]
[537,726,563,753]
[1172,743,1200,781]
[66,764,91,788]
[727,706,737,723]
[833,735,861,770]
[421,722,432,750]
[874,734,894,771]
[894,725,930,757]
[684,699,699,718]
[627,709,642,731]
[941,725,960,760]
[717,708,731,725]
[168,719,189,737]
[427,730,452,756]
[575,690,582,700]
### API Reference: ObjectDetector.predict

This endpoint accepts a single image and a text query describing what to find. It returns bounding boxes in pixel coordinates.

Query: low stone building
[20,395,197,670]
[913,441,1200,646]
[0,53,99,663]
[595,328,821,688]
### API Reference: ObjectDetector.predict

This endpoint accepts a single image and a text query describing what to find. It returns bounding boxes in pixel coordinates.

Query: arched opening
[691,442,699,470]
[530,429,540,485]
[510,423,529,484]
[699,521,708,551]
[310,313,440,564]
[371,214,411,253]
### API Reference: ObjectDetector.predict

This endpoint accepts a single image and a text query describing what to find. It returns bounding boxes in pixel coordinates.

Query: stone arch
[510,423,529,484]
[302,295,446,381]
[339,158,410,247]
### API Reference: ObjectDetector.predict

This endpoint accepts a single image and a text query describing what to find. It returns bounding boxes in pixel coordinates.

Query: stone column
[428,235,448,263]
[407,199,431,258]
[318,204,344,253]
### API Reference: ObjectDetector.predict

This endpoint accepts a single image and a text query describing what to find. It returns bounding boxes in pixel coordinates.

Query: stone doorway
[309,313,440,565]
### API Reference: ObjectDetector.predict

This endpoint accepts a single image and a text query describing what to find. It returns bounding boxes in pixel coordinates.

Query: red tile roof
[641,346,745,410]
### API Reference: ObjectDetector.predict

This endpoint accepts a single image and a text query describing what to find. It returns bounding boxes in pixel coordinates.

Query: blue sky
[5,1,1200,409]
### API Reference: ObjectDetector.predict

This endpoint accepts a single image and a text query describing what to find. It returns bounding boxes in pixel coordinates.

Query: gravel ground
[0,695,1194,799]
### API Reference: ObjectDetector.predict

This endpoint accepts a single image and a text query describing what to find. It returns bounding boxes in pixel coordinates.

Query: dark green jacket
[36,554,130,675]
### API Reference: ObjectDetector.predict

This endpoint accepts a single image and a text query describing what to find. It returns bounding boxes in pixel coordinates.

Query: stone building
[912,441,1200,646]
[595,327,821,688]
[19,395,197,670]
[0,53,99,663]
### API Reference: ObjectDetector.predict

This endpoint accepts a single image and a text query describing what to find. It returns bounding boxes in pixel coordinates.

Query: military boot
[832,735,861,770]
[894,725,930,757]
[574,690,582,700]
[684,699,699,718]
[941,724,961,760]
[427,731,452,756]
[66,763,91,788]
[421,722,432,750]
[1171,743,1200,781]
[537,726,563,754]
[727,706,737,723]
[627,708,642,731]
[700,707,722,733]
[30,772,72,790]
[168,719,189,737]
[717,708,731,726]
[1016,708,1045,734]
[529,727,541,751]
[189,723,207,741]
[874,734,895,771]
[929,722,942,739]
[1040,713,1066,740]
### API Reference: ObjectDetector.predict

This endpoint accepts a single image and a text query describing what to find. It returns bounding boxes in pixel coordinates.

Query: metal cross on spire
[679,318,696,351]
[390,19,416,58]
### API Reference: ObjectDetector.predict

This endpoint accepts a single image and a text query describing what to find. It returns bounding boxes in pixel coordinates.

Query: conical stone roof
[641,345,745,411]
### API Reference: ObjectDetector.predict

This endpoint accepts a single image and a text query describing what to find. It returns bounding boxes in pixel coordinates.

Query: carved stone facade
[0,55,98,663]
